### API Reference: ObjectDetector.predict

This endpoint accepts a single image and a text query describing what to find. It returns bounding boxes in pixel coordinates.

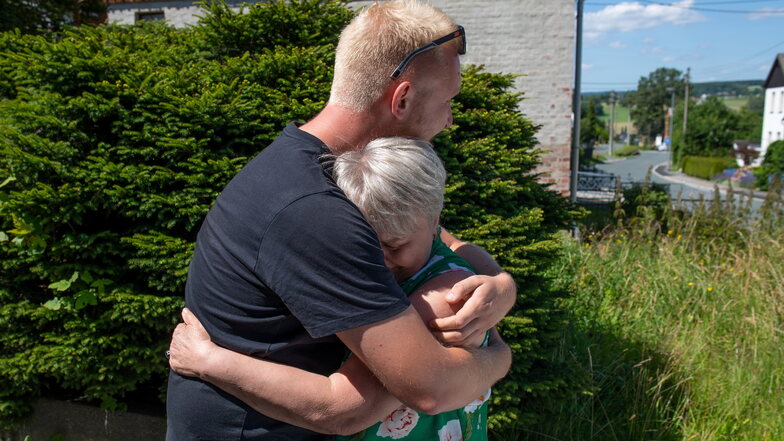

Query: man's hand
[429,271,516,346]
[169,308,217,379]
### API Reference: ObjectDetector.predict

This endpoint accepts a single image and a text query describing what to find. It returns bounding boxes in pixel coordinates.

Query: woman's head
[333,137,446,280]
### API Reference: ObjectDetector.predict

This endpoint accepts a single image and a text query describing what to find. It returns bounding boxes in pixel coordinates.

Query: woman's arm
[168,308,400,435]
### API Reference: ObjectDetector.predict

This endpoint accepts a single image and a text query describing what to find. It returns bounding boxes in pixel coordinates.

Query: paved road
[591,149,763,211]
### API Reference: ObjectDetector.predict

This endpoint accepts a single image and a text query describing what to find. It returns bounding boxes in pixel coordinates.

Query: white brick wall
[107,0,576,193]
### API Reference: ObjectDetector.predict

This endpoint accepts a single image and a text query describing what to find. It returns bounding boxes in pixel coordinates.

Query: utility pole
[609,91,616,156]
[666,87,675,166]
[683,67,690,136]
[569,0,585,203]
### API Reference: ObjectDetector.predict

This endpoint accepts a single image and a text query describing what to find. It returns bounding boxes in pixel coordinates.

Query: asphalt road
[592,148,763,211]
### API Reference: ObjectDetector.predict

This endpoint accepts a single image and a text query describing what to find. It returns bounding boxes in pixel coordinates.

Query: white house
[105,0,578,195]
[761,53,784,165]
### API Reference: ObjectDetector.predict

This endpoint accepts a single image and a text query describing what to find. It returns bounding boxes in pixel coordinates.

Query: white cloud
[609,41,628,49]
[585,0,706,36]
[748,8,784,20]
[662,56,677,63]
[583,63,594,70]
[641,46,665,54]
[759,64,770,72]
[585,31,602,41]
[643,37,656,44]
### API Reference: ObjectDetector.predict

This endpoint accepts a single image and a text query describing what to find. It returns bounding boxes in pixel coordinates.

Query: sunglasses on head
[390,25,466,79]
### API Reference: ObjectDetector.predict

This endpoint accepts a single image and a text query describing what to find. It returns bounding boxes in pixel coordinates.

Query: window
[773,91,777,113]
[780,90,784,113]
[136,11,165,23]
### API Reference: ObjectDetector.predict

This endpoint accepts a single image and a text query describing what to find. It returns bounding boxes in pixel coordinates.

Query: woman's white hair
[333,137,446,240]
[329,0,459,112]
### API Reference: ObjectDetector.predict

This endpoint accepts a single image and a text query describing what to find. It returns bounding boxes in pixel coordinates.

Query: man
[166,1,516,439]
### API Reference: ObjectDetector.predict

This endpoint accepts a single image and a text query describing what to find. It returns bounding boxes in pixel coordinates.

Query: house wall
[761,85,784,163]
[107,0,577,195]
[350,0,576,195]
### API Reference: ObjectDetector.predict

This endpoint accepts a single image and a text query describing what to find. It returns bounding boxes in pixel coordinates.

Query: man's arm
[169,309,399,435]
[434,228,517,345]
[337,304,511,415]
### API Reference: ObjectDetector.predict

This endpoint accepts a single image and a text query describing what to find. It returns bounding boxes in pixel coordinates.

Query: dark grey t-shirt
[166,123,409,440]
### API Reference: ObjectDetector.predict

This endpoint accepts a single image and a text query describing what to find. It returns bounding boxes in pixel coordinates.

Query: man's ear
[390,80,412,120]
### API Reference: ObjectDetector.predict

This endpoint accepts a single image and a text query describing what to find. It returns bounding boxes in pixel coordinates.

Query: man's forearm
[339,307,512,416]
[197,347,399,435]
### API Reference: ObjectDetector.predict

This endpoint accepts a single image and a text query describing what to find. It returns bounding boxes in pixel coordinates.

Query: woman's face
[377,217,437,282]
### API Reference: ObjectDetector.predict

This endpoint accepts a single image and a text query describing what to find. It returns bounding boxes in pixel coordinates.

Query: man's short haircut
[333,137,446,240]
[330,0,459,112]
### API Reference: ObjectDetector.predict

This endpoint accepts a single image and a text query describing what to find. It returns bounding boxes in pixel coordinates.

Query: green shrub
[0,0,579,432]
[754,140,784,191]
[682,155,736,180]
[612,144,640,157]
[672,97,736,165]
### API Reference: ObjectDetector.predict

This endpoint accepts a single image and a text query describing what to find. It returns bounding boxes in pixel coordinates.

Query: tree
[628,67,686,143]
[0,0,105,34]
[673,96,737,163]
[580,96,607,161]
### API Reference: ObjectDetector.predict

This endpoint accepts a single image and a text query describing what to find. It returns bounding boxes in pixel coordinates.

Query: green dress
[338,236,490,441]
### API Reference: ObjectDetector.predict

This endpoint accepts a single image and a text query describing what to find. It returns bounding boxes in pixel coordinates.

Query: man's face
[377,217,436,282]
[405,51,462,141]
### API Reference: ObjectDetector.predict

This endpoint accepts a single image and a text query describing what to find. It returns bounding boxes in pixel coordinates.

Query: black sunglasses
[390,25,466,79]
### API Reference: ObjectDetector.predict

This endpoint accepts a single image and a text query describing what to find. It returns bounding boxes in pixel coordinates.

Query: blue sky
[582,0,784,92]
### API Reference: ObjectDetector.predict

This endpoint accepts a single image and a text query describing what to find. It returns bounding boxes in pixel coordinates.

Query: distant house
[104,0,578,196]
[761,53,784,165]
[732,139,761,167]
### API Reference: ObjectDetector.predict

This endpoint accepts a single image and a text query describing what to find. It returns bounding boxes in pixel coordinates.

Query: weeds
[501,176,784,440]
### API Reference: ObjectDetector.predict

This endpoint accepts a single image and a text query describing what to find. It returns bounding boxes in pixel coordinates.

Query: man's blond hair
[329,0,459,112]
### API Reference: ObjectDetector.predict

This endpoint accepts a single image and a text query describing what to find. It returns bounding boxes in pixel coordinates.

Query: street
[591,149,764,211]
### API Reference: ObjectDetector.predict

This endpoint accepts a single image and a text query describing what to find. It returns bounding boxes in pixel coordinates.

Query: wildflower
[687,282,693,286]
[677,234,682,240]
[700,259,705,265]
[667,229,673,235]
[707,287,713,292]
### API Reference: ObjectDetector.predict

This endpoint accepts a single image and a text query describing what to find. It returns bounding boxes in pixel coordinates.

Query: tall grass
[507,179,784,440]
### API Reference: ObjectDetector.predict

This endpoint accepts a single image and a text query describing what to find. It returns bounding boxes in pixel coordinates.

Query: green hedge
[682,155,737,180]
[0,0,579,433]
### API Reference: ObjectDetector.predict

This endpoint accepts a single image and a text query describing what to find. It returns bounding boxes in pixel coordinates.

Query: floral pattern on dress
[376,406,420,439]
[437,419,463,441]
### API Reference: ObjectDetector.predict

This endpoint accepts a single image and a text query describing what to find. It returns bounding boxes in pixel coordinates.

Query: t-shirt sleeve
[255,192,410,339]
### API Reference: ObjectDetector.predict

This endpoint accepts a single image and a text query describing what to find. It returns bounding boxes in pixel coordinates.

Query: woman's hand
[168,308,218,379]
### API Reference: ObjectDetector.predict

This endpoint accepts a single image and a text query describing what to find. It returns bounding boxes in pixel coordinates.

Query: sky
[581,0,784,93]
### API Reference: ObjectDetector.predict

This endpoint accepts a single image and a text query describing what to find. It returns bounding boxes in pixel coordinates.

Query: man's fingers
[430,312,469,332]
[430,327,481,346]
[446,275,486,303]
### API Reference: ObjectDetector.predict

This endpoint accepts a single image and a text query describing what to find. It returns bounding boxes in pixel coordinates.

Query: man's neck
[300,103,389,155]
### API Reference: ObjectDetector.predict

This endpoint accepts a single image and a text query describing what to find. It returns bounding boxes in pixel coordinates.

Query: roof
[763,53,784,89]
